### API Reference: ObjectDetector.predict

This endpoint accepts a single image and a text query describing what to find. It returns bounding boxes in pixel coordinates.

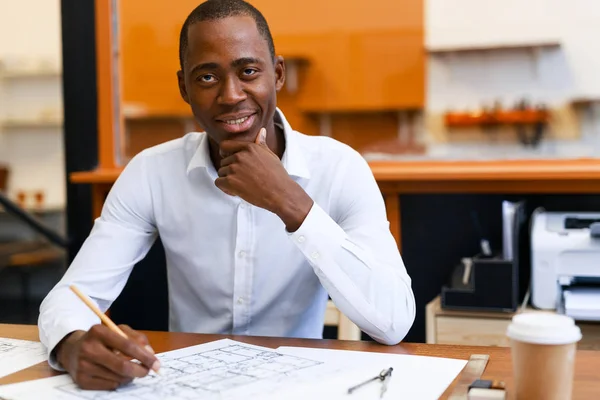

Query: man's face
[177,16,285,145]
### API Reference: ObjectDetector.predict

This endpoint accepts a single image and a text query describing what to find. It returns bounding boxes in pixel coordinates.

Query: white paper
[0,339,346,400]
[275,346,468,400]
[0,339,468,400]
[0,338,47,379]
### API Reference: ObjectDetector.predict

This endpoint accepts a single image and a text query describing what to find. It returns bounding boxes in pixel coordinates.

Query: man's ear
[177,70,190,104]
[274,56,285,92]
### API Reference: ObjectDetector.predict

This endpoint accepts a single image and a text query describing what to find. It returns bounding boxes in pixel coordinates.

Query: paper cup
[506,313,581,400]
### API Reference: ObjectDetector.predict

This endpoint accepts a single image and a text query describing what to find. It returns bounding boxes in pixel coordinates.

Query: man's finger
[217,166,233,178]
[79,358,133,385]
[254,128,279,159]
[92,325,159,372]
[77,374,122,391]
[254,127,267,145]
[219,140,251,157]
[119,325,152,353]
[215,178,236,196]
[85,340,150,379]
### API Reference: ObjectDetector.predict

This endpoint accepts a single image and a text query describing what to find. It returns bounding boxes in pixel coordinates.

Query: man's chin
[222,128,260,143]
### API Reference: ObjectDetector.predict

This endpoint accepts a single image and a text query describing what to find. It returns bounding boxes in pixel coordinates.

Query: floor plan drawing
[0,339,330,400]
[56,342,323,400]
[0,339,470,400]
[0,337,47,379]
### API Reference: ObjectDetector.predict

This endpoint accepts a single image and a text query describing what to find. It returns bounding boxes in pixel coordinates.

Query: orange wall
[118,0,424,154]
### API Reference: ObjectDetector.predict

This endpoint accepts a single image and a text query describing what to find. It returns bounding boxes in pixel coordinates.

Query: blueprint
[0,339,468,400]
[0,337,47,379]
[0,339,332,400]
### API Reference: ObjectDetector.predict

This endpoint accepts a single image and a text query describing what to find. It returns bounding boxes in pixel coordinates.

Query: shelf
[426,40,561,54]
[124,112,194,121]
[122,103,193,120]
[444,110,549,127]
[1,119,63,129]
[0,204,64,214]
[281,54,310,94]
[571,97,600,107]
[0,69,61,79]
[299,104,423,114]
[70,168,124,184]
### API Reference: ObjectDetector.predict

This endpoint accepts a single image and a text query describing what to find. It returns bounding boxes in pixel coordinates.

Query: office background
[1,0,600,343]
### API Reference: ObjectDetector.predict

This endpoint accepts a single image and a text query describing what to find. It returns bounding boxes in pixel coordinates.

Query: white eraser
[468,388,506,400]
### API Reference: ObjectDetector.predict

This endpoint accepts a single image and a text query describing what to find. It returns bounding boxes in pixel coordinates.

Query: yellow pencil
[69,284,160,374]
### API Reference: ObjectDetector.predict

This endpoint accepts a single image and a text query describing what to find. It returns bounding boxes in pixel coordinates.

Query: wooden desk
[2,324,600,399]
[70,159,600,249]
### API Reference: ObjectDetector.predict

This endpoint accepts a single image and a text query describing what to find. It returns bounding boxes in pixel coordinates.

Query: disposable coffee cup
[506,312,582,400]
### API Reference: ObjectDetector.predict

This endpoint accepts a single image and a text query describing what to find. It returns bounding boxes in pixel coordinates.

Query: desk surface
[1,324,600,399]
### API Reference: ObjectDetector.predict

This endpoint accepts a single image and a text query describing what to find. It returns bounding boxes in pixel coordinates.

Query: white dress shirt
[39,109,416,369]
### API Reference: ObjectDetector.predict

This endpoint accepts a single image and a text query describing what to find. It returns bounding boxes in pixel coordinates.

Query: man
[39,0,416,390]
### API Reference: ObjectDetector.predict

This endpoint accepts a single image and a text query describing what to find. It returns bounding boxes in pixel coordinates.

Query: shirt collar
[186,108,311,180]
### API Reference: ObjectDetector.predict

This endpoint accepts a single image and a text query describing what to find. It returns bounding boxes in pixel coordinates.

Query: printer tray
[562,287,600,321]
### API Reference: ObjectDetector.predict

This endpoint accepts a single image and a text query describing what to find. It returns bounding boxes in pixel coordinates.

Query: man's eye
[243,68,257,76]
[199,75,216,83]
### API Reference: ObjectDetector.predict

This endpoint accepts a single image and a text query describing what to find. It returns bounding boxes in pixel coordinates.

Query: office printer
[531,210,600,321]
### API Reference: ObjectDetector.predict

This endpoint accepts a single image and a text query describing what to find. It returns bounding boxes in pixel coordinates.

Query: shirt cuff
[43,318,99,371]
[288,202,347,273]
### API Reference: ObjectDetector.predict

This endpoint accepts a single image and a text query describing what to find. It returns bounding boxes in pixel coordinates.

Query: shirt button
[311,252,320,260]
[297,235,306,243]
[238,251,246,258]
[237,297,244,304]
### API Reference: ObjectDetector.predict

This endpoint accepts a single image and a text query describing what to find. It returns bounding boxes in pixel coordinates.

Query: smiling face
[177,15,285,145]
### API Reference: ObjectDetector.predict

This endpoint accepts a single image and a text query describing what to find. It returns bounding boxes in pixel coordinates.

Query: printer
[531,210,600,321]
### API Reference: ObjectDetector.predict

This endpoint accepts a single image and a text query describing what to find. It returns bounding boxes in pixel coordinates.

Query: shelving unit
[571,97,600,107]
[281,55,309,94]
[0,69,61,79]
[426,296,600,350]
[1,118,63,130]
[300,107,426,155]
[0,65,64,131]
[427,40,562,79]
[426,40,561,55]
[444,109,549,128]
[0,59,65,210]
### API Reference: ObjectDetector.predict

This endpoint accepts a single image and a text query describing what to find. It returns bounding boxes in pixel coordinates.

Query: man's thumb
[255,127,267,145]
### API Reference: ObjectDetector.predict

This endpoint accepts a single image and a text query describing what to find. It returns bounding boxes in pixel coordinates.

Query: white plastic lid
[506,312,582,345]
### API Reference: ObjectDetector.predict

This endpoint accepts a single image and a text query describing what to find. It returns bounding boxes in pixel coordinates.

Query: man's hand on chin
[215,127,313,232]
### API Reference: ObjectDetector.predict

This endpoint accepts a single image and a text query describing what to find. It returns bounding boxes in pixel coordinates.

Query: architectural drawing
[0,339,469,400]
[0,338,43,356]
[0,337,47,379]
[55,341,323,400]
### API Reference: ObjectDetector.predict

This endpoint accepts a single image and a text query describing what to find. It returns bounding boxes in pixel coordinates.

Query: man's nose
[217,77,247,105]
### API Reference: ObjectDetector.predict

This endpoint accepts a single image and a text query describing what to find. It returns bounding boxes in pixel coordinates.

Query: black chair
[109,239,169,331]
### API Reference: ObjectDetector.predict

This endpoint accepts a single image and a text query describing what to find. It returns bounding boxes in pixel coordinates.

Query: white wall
[0,0,65,209]
[425,0,600,156]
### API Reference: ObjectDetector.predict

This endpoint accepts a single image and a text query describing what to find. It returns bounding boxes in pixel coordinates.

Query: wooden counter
[2,323,600,399]
[70,158,600,248]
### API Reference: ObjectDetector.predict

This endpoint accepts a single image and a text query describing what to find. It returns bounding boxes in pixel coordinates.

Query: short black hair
[178,0,276,71]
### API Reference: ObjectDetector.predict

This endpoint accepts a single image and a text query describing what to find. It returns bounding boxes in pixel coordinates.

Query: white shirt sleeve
[38,152,158,370]
[288,152,416,345]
